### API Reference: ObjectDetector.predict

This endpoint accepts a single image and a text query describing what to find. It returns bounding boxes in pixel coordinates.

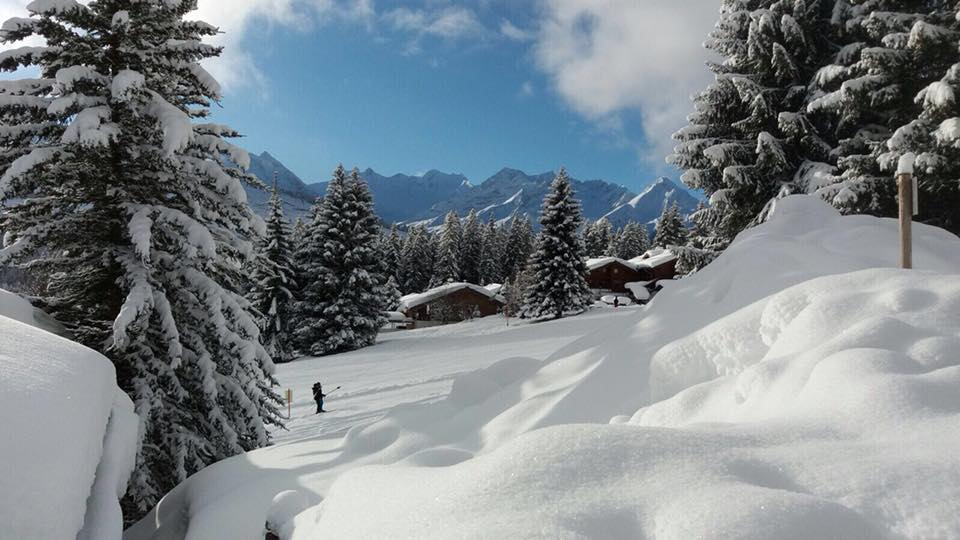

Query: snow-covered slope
[129,196,960,539]
[0,289,138,540]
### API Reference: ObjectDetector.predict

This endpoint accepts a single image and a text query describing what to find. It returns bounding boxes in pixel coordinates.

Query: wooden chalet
[399,283,505,327]
[584,257,652,294]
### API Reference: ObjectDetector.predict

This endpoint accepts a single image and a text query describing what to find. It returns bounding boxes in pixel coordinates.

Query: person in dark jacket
[312,382,326,414]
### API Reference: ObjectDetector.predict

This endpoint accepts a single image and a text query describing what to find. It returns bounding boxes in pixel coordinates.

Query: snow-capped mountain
[242,152,700,228]
[601,177,700,229]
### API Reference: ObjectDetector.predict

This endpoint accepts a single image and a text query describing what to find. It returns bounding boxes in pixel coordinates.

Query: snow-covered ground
[0,289,137,540]
[128,196,960,539]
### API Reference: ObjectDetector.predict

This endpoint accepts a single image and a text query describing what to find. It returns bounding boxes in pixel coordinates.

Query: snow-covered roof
[484,283,503,295]
[624,282,651,301]
[629,248,677,269]
[399,282,505,311]
[384,311,410,322]
[585,257,640,271]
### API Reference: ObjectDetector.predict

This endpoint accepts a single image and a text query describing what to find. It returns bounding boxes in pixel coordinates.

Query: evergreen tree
[398,224,433,294]
[248,182,298,364]
[582,218,613,257]
[669,0,837,244]
[612,222,649,259]
[0,0,283,519]
[431,211,462,286]
[521,169,592,319]
[502,214,534,280]
[459,209,483,284]
[293,166,386,355]
[385,224,404,283]
[811,2,960,233]
[479,216,503,285]
[653,202,689,248]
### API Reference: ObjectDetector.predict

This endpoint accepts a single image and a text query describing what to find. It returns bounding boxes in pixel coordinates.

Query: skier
[312,382,327,414]
[613,297,620,308]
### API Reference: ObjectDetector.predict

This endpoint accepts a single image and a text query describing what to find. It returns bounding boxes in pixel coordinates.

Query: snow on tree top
[399,282,504,311]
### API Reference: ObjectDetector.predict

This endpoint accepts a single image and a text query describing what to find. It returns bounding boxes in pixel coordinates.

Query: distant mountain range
[242,151,700,229]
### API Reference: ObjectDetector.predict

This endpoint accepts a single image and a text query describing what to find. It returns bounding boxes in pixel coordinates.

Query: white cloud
[383,6,485,40]
[500,19,533,42]
[534,0,721,165]
[192,0,375,93]
[519,80,534,97]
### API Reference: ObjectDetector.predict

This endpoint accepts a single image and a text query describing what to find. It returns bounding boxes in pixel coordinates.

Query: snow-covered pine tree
[502,214,534,280]
[460,208,482,284]
[0,0,283,519]
[813,2,960,233]
[248,180,298,364]
[605,227,621,257]
[653,202,689,248]
[805,2,946,219]
[669,0,837,244]
[521,169,592,320]
[384,224,404,284]
[293,167,386,356]
[582,218,613,257]
[613,222,649,260]
[398,224,433,293]
[431,211,462,286]
[479,215,503,285]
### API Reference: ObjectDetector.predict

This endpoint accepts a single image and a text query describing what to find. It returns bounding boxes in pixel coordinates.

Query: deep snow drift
[0,289,138,540]
[130,196,960,539]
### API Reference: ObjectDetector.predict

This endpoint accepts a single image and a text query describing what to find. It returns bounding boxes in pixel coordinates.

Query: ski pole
[326,386,342,396]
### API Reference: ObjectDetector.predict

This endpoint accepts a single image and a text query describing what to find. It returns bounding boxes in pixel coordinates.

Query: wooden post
[898,173,912,269]
[285,388,292,419]
[896,152,916,270]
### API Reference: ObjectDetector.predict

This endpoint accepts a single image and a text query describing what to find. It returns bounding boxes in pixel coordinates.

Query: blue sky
[0,0,721,191]
[212,8,642,187]
[185,0,722,192]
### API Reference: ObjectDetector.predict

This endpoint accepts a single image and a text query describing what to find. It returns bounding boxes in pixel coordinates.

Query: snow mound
[131,196,960,539]
[0,287,68,335]
[288,204,960,538]
[0,289,137,540]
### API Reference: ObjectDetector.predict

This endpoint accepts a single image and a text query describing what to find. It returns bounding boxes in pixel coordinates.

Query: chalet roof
[484,283,503,295]
[399,282,505,311]
[585,257,640,271]
[628,248,677,269]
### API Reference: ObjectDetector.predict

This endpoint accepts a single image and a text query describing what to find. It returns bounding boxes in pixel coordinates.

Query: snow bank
[284,198,960,539]
[131,196,960,539]
[0,289,137,540]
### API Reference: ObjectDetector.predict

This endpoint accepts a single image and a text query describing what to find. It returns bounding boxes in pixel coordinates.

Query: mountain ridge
[242,151,700,229]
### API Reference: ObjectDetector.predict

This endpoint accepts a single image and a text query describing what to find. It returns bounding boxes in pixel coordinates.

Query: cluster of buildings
[387,249,678,329]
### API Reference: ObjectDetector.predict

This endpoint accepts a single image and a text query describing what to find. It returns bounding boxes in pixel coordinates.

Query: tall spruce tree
[0,0,283,518]
[521,169,592,319]
[810,2,960,232]
[502,214,534,280]
[293,167,387,355]
[431,211,462,286]
[398,224,433,293]
[460,208,482,284]
[582,218,613,257]
[653,202,689,248]
[669,0,837,245]
[613,222,649,259]
[479,215,503,285]
[248,181,298,364]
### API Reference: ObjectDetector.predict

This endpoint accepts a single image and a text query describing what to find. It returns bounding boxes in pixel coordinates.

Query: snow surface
[129,196,960,539]
[1,289,137,540]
